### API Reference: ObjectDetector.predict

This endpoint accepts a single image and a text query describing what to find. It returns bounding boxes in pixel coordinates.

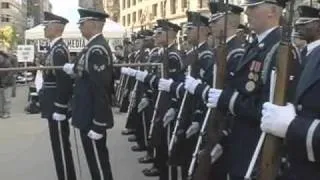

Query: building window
[1,15,10,22]
[127,0,130,8]
[1,2,9,9]
[160,2,167,17]
[199,0,208,8]
[122,16,126,26]
[170,0,176,14]
[138,9,142,21]
[133,0,136,6]
[182,0,188,9]
[133,12,137,24]
[127,14,131,26]
[122,0,126,9]
[152,4,158,18]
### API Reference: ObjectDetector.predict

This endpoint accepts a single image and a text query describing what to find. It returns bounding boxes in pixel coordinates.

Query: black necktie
[300,46,308,66]
[301,46,308,57]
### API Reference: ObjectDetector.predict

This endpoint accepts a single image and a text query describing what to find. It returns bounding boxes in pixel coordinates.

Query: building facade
[0,0,28,42]
[27,0,52,28]
[103,0,120,22]
[79,0,105,11]
[120,0,243,33]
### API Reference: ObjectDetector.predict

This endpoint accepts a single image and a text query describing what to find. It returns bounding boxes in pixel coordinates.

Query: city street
[0,86,156,180]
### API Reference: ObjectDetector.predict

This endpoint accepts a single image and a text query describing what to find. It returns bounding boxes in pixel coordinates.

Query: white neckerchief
[50,36,62,48]
[226,34,236,44]
[159,41,175,54]
[86,33,102,45]
[306,39,320,56]
[256,26,278,43]
[198,41,207,48]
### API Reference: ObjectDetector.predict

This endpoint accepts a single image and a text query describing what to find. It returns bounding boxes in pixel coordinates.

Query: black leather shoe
[143,167,160,177]
[121,129,135,135]
[131,145,146,152]
[138,155,154,164]
[128,136,137,142]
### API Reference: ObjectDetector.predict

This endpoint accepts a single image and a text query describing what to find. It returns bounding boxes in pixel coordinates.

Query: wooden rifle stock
[192,38,227,180]
[258,1,295,179]
[192,0,229,178]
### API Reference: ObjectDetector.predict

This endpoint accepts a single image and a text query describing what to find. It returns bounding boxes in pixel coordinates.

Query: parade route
[0,86,156,180]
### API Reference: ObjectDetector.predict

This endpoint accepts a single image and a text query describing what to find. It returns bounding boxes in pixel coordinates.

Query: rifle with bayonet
[191,0,229,179]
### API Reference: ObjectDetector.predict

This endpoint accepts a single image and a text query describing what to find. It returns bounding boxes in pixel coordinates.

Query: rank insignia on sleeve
[93,64,106,72]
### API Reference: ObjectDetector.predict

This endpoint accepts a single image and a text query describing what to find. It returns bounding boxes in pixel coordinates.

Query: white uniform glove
[207,88,223,108]
[135,70,148,82]
[158,78,173,92]
[261,102,296,138]
[184,75,202,94]
[163,108,176,127]
[138,98,149,113]
[87,130,103,140]
[210,144,223,164]
[52,112,66,121]
[186,122,200,139]
[121,67,137,77]
[63,63,75,75]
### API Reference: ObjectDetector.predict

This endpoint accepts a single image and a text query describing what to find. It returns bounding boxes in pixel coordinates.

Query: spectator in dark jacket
[0,51,15,118]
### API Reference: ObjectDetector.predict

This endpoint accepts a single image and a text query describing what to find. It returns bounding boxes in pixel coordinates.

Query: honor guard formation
[33,0,320,179]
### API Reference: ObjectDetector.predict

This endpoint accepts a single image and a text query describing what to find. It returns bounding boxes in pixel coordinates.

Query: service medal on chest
[245,81,256,92]
[248,72,254,80]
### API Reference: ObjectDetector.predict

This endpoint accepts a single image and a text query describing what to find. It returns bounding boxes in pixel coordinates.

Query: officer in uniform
[63,8,114,180]
[184,2,245,107]
[128,29,155,152]
[181,3,246,179]
[119,35,137,115]
[39,12,76,180]
[136,26,161,167]
[261,5,320,180]
[122,20,184,179]
[205,0,286,179]
[157,11,214,178]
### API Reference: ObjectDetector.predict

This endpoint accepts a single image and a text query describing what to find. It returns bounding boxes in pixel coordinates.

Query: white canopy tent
[25,19,126,39]
[24,19,126,52]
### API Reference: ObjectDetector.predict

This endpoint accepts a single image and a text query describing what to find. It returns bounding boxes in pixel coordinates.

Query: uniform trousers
[48,119,76,180]
[80,130,113,180]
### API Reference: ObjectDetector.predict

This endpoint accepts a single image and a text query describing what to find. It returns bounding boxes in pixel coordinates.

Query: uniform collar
[256,26,278,43]
[226,34,237,43]
[86,33,102,45]
[50,36,62,48]
[306,39,320,56]
[198,41,207,48]
[168,41,175,48]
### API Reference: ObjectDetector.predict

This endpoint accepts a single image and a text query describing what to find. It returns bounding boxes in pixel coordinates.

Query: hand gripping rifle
[148,0,171,147]
[126,40,150,121]
[116,39,131,104]
[244,0,296,179]
[168,10,201,165]
[190,0,228,179]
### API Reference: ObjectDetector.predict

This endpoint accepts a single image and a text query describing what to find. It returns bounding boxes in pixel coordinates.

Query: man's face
[115,47,123,57]
[134,39,144,50]
[295,21,320,42]
[153,29,168,46]
[185,25,198,44]
[245,4,269,33]
[209,18,224,37]
[44,22,56,39]
[78,20,92,39]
